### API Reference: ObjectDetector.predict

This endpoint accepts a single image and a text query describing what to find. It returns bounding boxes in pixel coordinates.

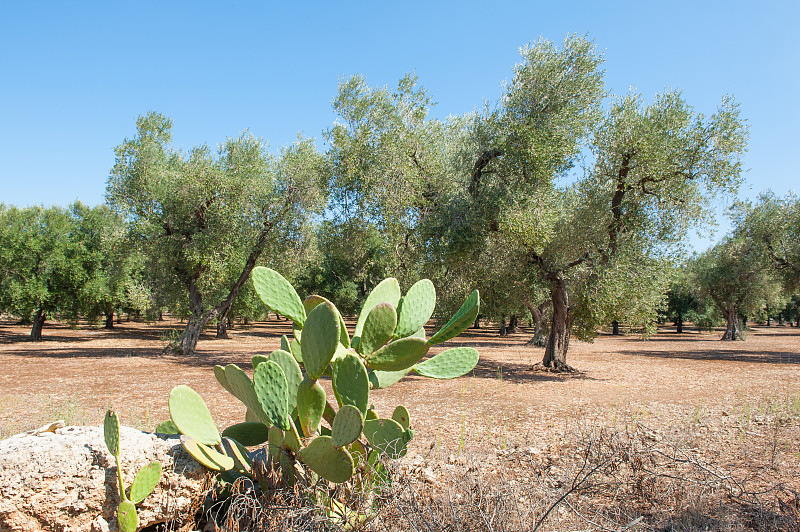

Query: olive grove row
[1,36,796,368]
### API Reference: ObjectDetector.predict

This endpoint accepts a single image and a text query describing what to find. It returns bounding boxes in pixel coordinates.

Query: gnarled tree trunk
[721,305,743,340]
[541,277,571,370]
[30,307,46,341]
[525,301,549,347]
[104,310,114,329]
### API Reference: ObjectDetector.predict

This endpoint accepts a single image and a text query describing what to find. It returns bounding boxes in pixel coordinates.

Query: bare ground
[2,318,799,529]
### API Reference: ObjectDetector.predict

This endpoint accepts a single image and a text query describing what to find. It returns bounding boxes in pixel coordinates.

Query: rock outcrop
[0,424,210,531]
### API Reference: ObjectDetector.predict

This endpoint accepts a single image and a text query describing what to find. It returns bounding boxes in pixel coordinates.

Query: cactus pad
[428,290,480,345]
[252,267,307,326]
[284,419,302,453]
[414,347,480,379]
[180,435,234,471]
[129,461,162,504]
[358,302,397,355]
[280,334,292,353]
[354,278,401,339]
[213,365,234,394]
[253,360,290,430]
[332,352,370,414]
[332,404,364,447]
[117,500,138,532]
[154,419,179,434]
[267,426,284,460]
[224,365,270,426]
[296,378,326,437]
[366,337,429,371]
[301,302,340,380]
[267,349,303,413]
[104,410,120,456]
[391,405,410,429]
[368,368,411,389]
[251,354,269,368]
[222,437,253,475]
[298,435,355,483]
[363,418,409,458]
[168,385,221,445]
[395,279,436,338]
[222,422,270,446]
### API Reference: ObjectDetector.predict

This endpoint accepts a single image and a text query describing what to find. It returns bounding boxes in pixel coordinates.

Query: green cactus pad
[104,410,120,456]
[252,267,307,326]
[354,278,401,339]
[284,420,301,453]
[289,338,303,364]
[268,349,303,413]
[298,435,355,483]
[213,365,234,394]
[180,435,234,471]
[129,461,161,504]
[368,368,412,389]
[168,385,221,445]
[428,290,480,346]
[337,310,351,348]
[280,334,292,353]
[222,422,270,446]
[332,405,364,447]
[267,426,284,460]
[411,327,427,339]
[303,294,328,313]
[363,418,409,458]
[245,408,260,423]
[251,354,269,368]
[366,408,378,421]
[332,352,370,414]
[304,295,351,346]
[358,302,397,355]
[366,337,429,371]
[414,347,480,379]
[297,378,326,437]
[222,437,253,475]
[348,440,367,467]
[367,449,392,490]
[301,302,340,380]
[253,360,290,430]
[391,405,410,429]
[117,499,138,532]
[224,365,270,426]
[395,279,436,338]
[154,419,179,434]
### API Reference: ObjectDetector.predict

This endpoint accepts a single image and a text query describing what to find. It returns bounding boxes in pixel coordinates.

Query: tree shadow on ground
[0,322,181,344]
[465,358,597,384]
[621,347,800,365]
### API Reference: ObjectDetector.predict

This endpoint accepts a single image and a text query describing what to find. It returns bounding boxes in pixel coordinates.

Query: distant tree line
[1,36,797,367]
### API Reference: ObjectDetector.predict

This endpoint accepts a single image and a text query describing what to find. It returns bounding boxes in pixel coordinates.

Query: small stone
[421,467,436,483]
[90,515,110,532]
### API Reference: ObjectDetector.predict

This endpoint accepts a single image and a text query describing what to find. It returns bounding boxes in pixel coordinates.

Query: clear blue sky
[1,1,797,248]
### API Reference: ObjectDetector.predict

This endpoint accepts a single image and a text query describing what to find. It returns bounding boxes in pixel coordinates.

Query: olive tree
[691,236,782,340]
[0,204,84,339]
[732,192,800,291]
[107,113,324,355]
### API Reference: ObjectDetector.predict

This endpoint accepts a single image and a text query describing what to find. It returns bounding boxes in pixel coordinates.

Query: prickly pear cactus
[164,270,480,508]
[104,410,162,532]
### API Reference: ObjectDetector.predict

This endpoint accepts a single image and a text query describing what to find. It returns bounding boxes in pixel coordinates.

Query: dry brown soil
[3,318,799,529]
[1,318,798,474]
